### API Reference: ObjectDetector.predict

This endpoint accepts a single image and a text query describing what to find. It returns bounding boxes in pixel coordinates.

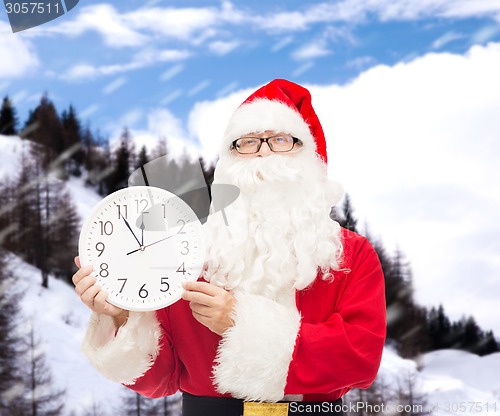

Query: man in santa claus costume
[72,79,386,415]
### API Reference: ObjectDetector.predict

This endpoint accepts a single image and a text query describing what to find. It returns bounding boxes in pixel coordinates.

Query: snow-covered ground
[1,134,499,415]
[378,347,500,416]
[10,255,126,416]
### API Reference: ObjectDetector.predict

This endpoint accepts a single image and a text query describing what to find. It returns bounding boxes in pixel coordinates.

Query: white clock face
[78,186,205,311]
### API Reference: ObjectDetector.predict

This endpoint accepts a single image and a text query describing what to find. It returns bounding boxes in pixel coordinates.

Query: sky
[1,0,500,334]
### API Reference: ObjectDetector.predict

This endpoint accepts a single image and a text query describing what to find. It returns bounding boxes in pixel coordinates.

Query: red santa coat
[116,228,386,401]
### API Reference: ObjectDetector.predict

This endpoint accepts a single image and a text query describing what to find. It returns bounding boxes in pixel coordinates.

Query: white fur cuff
[213,291,301,402]
[81,311,161,385]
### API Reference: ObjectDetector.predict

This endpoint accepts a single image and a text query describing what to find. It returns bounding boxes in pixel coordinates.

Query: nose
[256,141,273,157]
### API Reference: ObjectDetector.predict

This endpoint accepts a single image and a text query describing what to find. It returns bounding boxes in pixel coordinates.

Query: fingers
[72,265,93,287]
[74,256,81,269]
[182,289,211,306]
[80,282,101,307]
[71,260,127,319]
[189,302,211,318]
[183,281,222,297]
[182,281,235,335]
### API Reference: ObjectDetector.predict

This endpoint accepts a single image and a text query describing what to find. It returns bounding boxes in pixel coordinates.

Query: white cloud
[254,0,500,31]
[291,26,354,60]
[48,4,148,47]
[313,43,500,335]
[0,23,39,78]
[431,31,464,49]
[109,108,200,161]
[160,64,185,82]
[160,89,183,106]
[125,6,219,41]
[291,41,331,60]
[188,42,500,335]
[346,55,377,69]
[291,61,315,77]
[27,2,244,48]
[63,48,190,81]
[187,80,211,97]
[102,76,127,95]
[188,88,252,160]
[470,25,500,44]
[118,108,144,128]
[208,40,240,56]
[270,36,294,52]
[79,104,100,120]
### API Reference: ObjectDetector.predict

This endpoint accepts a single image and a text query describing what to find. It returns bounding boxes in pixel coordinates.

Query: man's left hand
[182,281,235,336]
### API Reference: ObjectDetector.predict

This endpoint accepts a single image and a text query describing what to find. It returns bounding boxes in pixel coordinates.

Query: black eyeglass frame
[230,135,303,154]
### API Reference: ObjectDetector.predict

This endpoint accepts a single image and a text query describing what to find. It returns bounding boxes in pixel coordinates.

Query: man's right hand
[72,256,129,329]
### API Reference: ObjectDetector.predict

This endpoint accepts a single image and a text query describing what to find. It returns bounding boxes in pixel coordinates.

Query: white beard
[203,151,344,303]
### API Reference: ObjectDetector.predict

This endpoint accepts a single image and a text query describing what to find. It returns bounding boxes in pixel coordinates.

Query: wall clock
[78,186,205,311]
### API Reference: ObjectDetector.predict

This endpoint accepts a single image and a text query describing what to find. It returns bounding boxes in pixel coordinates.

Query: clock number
[99,221,113,236]
[180,241,189,255]
[117,204,128,219]
[118,278,127,293]
[160,277,170,292]
[99,263,109,277]
[176,262,186,275]
[95,242,105,257]
[139,284,149,298]
[136,199,149,214]
[177,219,186,234]
[161,204,166,219]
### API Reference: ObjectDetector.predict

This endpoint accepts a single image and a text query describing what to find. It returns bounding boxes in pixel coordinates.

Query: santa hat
[222,79,328,164]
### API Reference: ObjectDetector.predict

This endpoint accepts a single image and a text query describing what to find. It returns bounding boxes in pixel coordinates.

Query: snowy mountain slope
[9,254,126,416]
[0,134,29,180]
[378,347,500,415]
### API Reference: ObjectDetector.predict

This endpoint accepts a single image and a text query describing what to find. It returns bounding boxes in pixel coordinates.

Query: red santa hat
[222,79,328,164]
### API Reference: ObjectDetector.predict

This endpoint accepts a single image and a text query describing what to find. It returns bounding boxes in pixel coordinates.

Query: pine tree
[136,145,149,170]
[16,322,66,416]
[384,249,430,357]
[462,316,482,353]
[0,249,26,413]
[480,331,499,355]
[119,389,161,416]
[9,148,39,264]
[395,371,429,415]
[47,189,80,283]
[150,136,168,160]
[105,128,134,194]
[61,105,85,176]
[24,95,65,173]
[32,162,51,288]
[0,95,18,135]
[338,194,358,233]
[385,249,413,342]
[426,305,452,351]
[5,144,74,287]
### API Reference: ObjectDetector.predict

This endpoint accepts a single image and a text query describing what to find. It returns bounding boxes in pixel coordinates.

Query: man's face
[230,130,303,159]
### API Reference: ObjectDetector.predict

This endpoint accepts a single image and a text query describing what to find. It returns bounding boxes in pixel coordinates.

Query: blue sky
[1,0,500,137]
[1,1,500,335]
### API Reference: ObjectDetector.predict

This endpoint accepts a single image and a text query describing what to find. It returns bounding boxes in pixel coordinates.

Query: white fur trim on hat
[81,311,161,384]
[221,99,316,158]
[213,291,301,402]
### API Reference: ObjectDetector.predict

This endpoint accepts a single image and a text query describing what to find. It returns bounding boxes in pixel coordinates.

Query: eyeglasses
[231,134,302,154]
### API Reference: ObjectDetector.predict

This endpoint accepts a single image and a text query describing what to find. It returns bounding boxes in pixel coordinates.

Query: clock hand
[123,218,142,247]
[140,213,145,246]
[126,234,175,255]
